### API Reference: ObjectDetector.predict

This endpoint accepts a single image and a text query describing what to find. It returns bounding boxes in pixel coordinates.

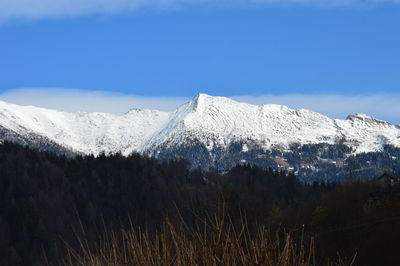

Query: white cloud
[0,88,399,124]
[0,88,189,113]
[0,0,399,22]
[0,0,200,21]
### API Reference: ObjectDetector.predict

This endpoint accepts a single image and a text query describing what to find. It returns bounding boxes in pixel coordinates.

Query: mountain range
[1,94,399,180]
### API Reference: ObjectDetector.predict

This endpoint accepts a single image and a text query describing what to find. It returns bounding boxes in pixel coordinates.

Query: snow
[0,94,399,156]
[0,100,169,155]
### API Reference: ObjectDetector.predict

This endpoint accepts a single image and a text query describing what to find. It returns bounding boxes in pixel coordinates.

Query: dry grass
[59,211,356,266]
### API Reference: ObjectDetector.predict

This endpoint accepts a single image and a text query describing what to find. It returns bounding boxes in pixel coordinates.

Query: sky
[0,0,399,123]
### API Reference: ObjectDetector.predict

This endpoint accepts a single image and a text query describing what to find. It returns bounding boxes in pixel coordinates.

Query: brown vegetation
[60,212,356,266]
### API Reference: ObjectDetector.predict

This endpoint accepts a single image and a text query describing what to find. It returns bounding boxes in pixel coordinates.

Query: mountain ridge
[0,94,399,158]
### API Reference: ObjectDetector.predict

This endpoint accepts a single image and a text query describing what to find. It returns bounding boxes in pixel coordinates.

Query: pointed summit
[346,113,391,126]
[191,93,213,111]
[193,93,212,100]
[185,93,215,113]
[190,93,241,111]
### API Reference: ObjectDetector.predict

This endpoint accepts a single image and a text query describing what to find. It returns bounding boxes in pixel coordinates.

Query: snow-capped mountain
[0,93,399,158]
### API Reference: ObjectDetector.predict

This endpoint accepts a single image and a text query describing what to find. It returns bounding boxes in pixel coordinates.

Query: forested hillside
[0,142,399,265]
[155,140,400,181]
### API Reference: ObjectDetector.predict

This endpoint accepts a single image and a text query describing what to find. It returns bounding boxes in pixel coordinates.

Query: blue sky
[0,1,400,122]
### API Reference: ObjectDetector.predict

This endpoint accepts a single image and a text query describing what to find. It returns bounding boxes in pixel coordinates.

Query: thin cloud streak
[0,88,190,114]
[0,0,201,21]
[1,88,399,124]
[0,0,399,22]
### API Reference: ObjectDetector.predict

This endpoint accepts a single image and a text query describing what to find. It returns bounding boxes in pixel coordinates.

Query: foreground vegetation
[61,212,355,266]
[0,142,399,265]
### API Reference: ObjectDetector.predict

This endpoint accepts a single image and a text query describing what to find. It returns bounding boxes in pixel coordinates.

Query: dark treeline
[0,142,399,265]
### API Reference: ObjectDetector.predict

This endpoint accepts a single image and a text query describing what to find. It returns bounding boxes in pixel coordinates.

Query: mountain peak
[189,93,234,112]
[346,113,391,126]
[193,93,212,100]
[124,108,166,116]
[347,113,374,120]
[192,93,210,108]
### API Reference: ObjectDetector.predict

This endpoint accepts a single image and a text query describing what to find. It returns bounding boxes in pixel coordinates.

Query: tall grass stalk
[60,212,356,266]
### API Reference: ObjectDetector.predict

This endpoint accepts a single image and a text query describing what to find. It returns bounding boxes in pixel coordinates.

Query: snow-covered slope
[0,94,399,156]
[143,94,400,154]
[144,94,341,152]
[0,100,169,155]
